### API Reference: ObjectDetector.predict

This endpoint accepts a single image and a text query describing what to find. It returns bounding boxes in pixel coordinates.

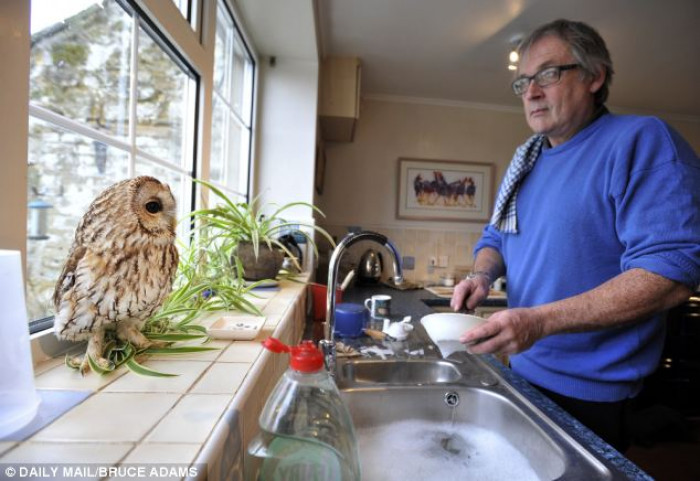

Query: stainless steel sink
[339,359,461,385]
[336,353,629,480]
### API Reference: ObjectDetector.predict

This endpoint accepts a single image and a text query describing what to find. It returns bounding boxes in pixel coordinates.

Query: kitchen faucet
[319,231,404,373]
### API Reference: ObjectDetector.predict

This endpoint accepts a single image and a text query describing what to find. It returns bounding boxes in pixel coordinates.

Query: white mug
[364,294,391,319]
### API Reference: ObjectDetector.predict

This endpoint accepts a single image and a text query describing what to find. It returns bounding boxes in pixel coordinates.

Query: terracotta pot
[233,242,284,281]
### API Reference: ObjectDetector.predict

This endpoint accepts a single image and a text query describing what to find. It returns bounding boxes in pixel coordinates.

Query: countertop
[341,282,653,481]
[0,276,311,481]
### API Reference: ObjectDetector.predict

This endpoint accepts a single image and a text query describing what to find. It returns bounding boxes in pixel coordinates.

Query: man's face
[518,35,603,146]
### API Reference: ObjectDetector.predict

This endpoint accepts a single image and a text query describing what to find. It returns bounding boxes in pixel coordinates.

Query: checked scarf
[490,134,546,233]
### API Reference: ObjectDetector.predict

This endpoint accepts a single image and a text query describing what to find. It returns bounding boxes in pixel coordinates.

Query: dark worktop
[340,282,653,481]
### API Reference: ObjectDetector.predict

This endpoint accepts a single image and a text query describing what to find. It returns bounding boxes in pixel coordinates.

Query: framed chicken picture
[397,158,495,222]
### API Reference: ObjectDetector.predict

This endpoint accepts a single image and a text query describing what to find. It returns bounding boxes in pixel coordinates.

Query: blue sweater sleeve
[611,118,700,288]
[473,223,503,258]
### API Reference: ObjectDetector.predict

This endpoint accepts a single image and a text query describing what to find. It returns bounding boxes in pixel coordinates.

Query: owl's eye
[145,201,162,214]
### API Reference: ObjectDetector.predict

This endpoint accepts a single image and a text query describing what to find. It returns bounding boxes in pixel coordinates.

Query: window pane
[30,0,132,140]
[209,94,227,183]
[232,37,251,122]
[226,115,243,188]
[236,129,251,194]
[211,0,254,196]
[213,5,232,94]
[136,23,195,168]
[26,117,130,321]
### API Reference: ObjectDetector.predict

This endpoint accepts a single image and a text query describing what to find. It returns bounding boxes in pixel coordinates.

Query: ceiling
[316,0,700,117]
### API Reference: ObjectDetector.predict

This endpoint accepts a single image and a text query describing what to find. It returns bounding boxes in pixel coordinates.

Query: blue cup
[334,303,367,338]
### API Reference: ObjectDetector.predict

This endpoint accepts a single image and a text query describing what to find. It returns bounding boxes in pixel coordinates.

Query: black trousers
[534,384,632,453]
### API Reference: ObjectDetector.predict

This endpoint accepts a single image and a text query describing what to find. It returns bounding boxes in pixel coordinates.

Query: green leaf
[144,346,219,354]
[177,323,209,334]
[103,340,118,359]
[125,358,179,377]
[146,332,206,341]
[113,343,136,367]
[193,179,238,212]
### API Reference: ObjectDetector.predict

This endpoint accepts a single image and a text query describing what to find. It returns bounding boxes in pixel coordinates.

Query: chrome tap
[319,231,404,372]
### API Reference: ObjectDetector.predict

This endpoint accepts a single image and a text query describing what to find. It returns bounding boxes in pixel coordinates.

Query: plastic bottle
[245,338,361,481]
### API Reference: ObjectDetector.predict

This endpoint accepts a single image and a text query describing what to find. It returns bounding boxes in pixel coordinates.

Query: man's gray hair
[518,19,614,106]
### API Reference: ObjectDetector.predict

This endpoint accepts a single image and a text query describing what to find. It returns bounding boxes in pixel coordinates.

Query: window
[209,0,255,202]
[26,0,197,322]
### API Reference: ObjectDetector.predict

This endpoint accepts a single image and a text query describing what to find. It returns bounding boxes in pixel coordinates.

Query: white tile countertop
[0,275,310,481]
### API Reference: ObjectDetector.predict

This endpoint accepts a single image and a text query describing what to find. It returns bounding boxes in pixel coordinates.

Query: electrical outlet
[402,256,415,270]
[429,256,437,267]
[438,255,449,268]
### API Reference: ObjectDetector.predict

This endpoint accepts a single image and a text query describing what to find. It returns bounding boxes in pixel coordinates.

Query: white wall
[253,58,319,223]
[316,96,700,283]
[236,0,321,226]
[317,97,532,231]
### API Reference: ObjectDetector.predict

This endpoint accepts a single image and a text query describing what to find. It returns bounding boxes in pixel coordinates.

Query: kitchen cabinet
[319,57,361,142]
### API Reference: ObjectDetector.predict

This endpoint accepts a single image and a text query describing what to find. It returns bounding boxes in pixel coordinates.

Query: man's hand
[450,273,490,312]
[459,308,546,356]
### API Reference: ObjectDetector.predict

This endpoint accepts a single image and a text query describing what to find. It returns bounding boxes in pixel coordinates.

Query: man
[451,19,700,451]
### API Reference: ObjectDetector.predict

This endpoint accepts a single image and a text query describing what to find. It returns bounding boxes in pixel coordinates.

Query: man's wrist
[466,270,492,284]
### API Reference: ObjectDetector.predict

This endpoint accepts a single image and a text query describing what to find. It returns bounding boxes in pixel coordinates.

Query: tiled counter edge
[0,276,310,481]
[194,282,308,481]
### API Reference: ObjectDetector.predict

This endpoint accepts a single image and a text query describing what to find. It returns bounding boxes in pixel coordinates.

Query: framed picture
[397,158,495,222]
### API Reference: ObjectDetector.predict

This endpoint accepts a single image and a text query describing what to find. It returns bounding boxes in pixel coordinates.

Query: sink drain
[444,391,460,407]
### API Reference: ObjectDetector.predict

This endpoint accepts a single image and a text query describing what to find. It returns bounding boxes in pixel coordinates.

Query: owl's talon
[100,357,115,371]
[80,354,115,375]
[66,355,83,370]
[79,356,90,376]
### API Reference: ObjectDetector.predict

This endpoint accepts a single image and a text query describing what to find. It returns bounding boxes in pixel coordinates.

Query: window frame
[22,0,258,334]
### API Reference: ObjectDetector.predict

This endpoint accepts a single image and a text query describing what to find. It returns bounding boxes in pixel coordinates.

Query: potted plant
[192,180,335,281]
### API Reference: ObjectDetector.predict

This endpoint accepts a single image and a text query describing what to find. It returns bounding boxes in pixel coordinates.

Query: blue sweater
[475,112,700,402]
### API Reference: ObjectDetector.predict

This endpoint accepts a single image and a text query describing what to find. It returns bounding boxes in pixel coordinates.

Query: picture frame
[397,158,495,222]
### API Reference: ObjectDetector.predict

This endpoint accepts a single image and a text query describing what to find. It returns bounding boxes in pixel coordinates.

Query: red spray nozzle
[262,337,324,372]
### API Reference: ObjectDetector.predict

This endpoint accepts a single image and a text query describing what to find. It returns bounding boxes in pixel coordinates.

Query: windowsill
[0,275,310,479]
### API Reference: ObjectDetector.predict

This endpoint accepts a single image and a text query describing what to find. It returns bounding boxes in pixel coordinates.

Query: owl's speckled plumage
[53,176,179,373]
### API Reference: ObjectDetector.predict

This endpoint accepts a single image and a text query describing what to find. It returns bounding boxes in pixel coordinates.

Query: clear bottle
[245,338,361,481]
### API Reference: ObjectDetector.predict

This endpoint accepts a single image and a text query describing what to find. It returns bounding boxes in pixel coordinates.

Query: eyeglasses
[511,64,580,96]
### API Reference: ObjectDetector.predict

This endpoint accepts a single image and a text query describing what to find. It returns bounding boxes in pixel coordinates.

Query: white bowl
[420,313,486,343]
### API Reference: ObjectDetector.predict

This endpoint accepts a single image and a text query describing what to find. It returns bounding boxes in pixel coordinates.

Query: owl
[53,176,179,374]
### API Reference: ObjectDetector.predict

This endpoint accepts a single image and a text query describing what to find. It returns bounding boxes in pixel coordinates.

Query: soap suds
[356,419,540,481]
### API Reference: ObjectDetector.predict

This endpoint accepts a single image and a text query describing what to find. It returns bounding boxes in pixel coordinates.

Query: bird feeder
[28,199,52,240]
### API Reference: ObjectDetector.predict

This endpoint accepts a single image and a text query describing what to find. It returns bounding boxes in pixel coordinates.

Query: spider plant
[191,179,335,276]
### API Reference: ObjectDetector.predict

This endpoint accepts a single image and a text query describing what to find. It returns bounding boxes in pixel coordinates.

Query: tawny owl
[53,176,179,374]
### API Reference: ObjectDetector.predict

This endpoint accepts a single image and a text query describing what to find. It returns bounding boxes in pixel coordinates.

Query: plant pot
[233,242,284,281]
